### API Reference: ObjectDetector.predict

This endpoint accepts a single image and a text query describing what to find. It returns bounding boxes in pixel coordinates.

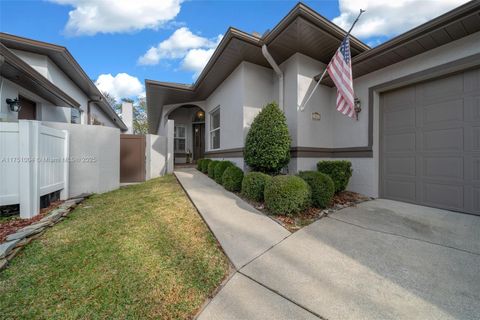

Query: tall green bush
[201,159,212,173]
[222,166,244,192]
[244,102,291,174]
[317,160,353,193]
[264,175,311,216]
[208,160,220,178]
[214,161,234,184]
[298,171,335,208]
[241,172,272,202]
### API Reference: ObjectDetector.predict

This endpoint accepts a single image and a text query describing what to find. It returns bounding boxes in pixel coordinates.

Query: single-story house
[146,1,480,215]
[0,32,127,129]
[0,33,130,218]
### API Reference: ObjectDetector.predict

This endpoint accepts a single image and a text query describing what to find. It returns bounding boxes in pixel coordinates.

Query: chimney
[121,101,133,134]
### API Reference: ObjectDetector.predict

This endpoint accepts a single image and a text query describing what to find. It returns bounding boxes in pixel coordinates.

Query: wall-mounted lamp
[6,98,21,112]
[196,110,204,119]
[354,98,361,121]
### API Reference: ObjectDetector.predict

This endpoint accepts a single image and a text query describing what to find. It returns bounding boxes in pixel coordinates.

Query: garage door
[381,69,480,215]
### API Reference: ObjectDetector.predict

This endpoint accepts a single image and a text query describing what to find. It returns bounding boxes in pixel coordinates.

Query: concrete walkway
[174,168,290,269]
[175,168,480,320]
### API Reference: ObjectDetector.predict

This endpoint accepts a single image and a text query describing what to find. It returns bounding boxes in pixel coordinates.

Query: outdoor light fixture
[354,98,361,121]
[6,98,21,112]
[195,110,205,120]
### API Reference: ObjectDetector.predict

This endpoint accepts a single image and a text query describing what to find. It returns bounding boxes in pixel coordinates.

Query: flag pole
[299,9,365,111]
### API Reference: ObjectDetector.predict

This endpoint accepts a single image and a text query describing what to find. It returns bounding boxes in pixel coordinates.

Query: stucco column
[121,102,133,134]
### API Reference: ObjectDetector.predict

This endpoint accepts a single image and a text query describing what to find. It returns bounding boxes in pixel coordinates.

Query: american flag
[327,37,355,118]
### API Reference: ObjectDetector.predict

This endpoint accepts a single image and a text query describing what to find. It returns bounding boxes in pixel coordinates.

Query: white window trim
[174,124,187,153]
[209,107,220,151]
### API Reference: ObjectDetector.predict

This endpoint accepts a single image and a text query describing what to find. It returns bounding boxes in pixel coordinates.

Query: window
[210,107,220,150]
[174,125,186,152]
[71,108,81,124]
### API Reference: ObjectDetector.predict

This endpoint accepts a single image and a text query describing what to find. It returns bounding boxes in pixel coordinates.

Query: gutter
[261,44,284,111]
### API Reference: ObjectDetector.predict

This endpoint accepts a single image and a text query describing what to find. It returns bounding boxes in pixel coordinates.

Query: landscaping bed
[196,103,372,234]
[0,175,229,319]
[246,191,371,232]
[0,201,62,243]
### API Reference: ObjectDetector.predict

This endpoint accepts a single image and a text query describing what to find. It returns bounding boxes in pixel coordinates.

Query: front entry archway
[167,105,205,164]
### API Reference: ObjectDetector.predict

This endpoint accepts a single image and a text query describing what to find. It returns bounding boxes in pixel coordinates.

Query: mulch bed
[243,191,371,233]
[0,201,63,243]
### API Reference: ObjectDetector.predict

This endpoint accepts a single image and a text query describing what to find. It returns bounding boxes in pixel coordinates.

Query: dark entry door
[18,96,36,120]
[193,123,205,161]
[120,134,146,183]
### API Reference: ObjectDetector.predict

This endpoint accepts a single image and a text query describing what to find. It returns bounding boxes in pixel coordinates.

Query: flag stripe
[326,37,355,118]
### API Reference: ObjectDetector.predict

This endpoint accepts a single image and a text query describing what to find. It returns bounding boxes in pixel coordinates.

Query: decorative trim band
[204,146,373,159]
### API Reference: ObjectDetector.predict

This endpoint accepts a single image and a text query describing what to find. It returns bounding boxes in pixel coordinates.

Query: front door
[193,123,205,161]
[18,96,36,120]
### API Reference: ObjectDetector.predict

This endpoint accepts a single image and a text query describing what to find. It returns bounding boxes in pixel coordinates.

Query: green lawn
[0,175,229,319]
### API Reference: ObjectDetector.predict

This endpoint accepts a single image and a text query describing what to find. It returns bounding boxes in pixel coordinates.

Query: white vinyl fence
[0,120,69,218]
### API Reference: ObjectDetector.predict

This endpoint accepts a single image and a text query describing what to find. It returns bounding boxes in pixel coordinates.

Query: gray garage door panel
[381,69,480,215]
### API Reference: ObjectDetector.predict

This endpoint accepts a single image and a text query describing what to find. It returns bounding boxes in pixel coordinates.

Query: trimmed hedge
[244,102,291,174]
[201,159,212,173]
[241,172,272,202]
[208,160,220,178]
[264,175,311,216]
[196,159,204,171]
[214,161,234,184]
[298,171,335,208]
[222,166,244,192]
[317,160,353,193]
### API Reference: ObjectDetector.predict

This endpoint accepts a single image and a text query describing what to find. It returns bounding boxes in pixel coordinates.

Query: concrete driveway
[176,170,480,320]
[240,199,480,320]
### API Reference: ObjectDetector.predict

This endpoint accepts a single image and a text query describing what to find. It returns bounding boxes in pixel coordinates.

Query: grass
[0,215,17,224]
[0,175,229,319]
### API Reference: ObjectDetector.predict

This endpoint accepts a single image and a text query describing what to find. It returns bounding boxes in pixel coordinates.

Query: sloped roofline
[0,32,127,131]
[1,43,81,108]
[146,2,370,92]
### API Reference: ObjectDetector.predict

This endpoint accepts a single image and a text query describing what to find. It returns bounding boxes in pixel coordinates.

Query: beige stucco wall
[8,49,118,128]
[42,121,120,197]
[294,31,480,197]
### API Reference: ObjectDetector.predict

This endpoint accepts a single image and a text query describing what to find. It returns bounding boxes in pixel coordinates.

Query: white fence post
[18,120,40,219]
[166,119,174,173]
[60,130,69,200]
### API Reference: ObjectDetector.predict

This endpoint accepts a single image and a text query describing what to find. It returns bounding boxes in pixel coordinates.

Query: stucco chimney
[121,102,133,134]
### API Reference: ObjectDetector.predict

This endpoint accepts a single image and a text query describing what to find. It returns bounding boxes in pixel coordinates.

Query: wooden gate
[120,134,145,183]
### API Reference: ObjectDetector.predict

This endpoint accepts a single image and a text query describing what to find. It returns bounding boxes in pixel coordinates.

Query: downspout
[87,97,102,125]
[261,44,284,111]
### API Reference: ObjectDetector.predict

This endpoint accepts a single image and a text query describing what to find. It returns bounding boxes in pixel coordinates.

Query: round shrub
[241,172,272,202]
[264,175,311,216]
[201,159,212,173]
[196,159,204,171]
[208,160,220,178]
[214,161,234,184]
[244,102,291,174]
[317,160,353,193]
[222,166,244,192]
[297,171,335,208]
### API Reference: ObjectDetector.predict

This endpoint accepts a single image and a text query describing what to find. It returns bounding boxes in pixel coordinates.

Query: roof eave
[0,32,128,131]
[0,43,81,109]
[352,0,480,65]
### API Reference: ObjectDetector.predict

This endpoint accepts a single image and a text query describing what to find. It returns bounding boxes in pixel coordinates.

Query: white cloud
[50,0,182,36]
[181,48,216,78]
[333,0,469,39]
[138,27,221,66]
[95,73,144,100]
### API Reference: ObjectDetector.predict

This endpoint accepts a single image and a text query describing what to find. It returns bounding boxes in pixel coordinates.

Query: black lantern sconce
[6,98,21,112]
[354,98,361,121]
